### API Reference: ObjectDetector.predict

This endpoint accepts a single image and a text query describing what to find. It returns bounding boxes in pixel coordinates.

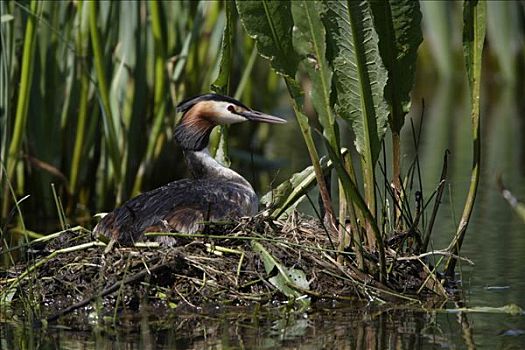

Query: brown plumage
[93,94,286,245]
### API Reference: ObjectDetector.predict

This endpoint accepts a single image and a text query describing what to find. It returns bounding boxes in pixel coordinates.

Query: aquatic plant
[237,1,418,281]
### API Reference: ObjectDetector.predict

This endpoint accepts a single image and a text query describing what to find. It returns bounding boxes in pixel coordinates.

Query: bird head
[174,94,286,151]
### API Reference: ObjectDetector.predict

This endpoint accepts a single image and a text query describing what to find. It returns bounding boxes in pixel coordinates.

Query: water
[2,303,523,348]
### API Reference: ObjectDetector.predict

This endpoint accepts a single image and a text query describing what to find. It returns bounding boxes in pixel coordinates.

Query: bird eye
[227,105,236,113]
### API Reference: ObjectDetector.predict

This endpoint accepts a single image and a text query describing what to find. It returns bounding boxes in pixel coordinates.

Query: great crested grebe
[93,94,286,245]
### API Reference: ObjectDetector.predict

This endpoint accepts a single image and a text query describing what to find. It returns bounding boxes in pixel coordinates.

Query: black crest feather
[176,93,249,113]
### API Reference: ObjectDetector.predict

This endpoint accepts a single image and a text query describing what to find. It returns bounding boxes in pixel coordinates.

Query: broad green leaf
[251,241,310,304]
[325,0,388,165]
[236,1,299,79]
[324,0,389,220]
[291,1,337,148]
[369,0,422,132]
[270,269,309,297]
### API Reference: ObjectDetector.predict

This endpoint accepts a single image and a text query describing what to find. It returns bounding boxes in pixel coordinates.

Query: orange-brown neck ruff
[174,102,217,151]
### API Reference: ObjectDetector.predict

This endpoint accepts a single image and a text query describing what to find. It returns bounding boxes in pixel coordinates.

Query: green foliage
[463,0,487,93]
[236,0,423,282]
[131,0,168,197]
[236,1,299,79]
[4,1,40,211]
[326,0,389,167]
[370,0,422,129]
[0,1,282,229]
[324,0,390,228]
[368,0,422,226]
[89,1,122,187]
[324,141,386,280]
[291,1,336,148]
[211,1,234,94]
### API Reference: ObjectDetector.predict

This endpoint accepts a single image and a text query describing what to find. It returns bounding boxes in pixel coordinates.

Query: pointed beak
[239,110,287,124]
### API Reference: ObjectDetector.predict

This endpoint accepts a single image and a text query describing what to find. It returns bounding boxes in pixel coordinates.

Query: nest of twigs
[1,213,457,322]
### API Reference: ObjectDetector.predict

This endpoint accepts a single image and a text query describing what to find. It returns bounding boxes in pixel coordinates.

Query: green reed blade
[3,1,40,217]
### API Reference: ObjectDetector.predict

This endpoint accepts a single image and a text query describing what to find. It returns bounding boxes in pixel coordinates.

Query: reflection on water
[0,305,522,349]
[1,303,523,349]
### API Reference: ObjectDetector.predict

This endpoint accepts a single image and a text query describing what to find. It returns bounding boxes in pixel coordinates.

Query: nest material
[1,213,453,321]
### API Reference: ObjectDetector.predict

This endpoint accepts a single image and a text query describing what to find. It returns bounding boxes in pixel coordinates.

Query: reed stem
[3,0,40,217]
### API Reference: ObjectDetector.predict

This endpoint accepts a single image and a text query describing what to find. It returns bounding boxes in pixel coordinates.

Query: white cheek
[211,102,247,124]
[220,112,247,124]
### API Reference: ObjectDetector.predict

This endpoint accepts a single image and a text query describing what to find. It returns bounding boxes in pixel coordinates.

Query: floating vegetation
[1,213,467,324]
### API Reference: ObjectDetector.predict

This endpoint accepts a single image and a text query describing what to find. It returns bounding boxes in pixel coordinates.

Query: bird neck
[183,149,254,189]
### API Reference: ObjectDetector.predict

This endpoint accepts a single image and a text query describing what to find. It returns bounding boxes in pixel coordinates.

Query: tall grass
[2,1,41,216]
[0,1,283,247]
